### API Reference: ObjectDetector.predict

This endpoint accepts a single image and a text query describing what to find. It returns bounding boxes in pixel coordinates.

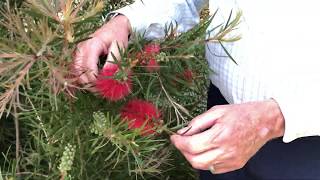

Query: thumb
[178,106,226,136]
[104,40,126,68]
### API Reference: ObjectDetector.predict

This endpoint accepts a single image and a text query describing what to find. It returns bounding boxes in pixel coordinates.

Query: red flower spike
[120,99,161,136]
[95,64,132,101]
[144,44,161,55]
[183,69,194,82]
[146,59,160,72]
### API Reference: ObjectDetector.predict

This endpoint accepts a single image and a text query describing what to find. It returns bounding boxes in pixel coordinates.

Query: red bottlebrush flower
[144,43,161,55]
[146,59,160,72]
[183,69,194,82]
[95,64,132,101]
[120,99,161,135]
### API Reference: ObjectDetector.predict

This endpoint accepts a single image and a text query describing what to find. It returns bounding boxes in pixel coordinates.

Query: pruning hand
[73,15,131,86]
[171,99,285,174]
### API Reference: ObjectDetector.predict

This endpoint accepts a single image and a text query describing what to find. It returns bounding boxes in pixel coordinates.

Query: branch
[13,98,20,174]
[158,77,191,125]
[0,59,35,118]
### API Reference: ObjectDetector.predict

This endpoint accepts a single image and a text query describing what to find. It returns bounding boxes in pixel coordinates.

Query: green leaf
[218,40,238,65]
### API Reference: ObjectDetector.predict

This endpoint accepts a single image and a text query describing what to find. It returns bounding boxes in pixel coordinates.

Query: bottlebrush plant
[0,0,241,179]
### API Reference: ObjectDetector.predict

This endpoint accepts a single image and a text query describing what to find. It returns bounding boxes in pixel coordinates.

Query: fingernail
[177,127,188,134]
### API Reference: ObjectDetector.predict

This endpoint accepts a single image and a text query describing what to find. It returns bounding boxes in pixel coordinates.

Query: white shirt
[115,0,320,142]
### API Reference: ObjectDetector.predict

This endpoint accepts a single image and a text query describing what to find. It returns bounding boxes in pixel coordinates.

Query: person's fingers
[178,106,226,136]
[73,38,108,84]
[181,148,225,170]
[84,48,101,82]
[176,130,248,173]
[105,40,126,67]
[207,161,238,174]
[181,146,240,172]
[171,123,224,154]
[73,42,90,84]
[85,38,109,82]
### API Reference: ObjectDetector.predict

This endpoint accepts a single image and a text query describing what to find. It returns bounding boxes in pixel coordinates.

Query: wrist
[91,14,131,50]
[97,14,132,38]
[266,99,285,139]
[112,15,132,35]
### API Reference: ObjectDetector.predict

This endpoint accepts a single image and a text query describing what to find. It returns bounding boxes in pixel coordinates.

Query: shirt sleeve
[273,76,320,143]
[113,0,208,39]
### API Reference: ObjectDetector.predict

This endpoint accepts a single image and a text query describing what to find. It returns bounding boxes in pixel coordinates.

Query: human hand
[170,99,285,174]
[73,15,131,87]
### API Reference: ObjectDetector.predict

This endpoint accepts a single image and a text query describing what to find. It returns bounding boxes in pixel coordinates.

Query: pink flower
[144,43,161,55]
[95,64,132,101]
[146,59,160,72]
[120,99,161,135]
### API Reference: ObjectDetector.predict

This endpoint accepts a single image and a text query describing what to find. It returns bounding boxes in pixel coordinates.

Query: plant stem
[13,101,20,174]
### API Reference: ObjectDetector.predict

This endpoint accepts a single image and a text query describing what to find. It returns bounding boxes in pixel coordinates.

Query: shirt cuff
[107,1,201,40]
[108,3,150,35]
[273,83,320,143]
